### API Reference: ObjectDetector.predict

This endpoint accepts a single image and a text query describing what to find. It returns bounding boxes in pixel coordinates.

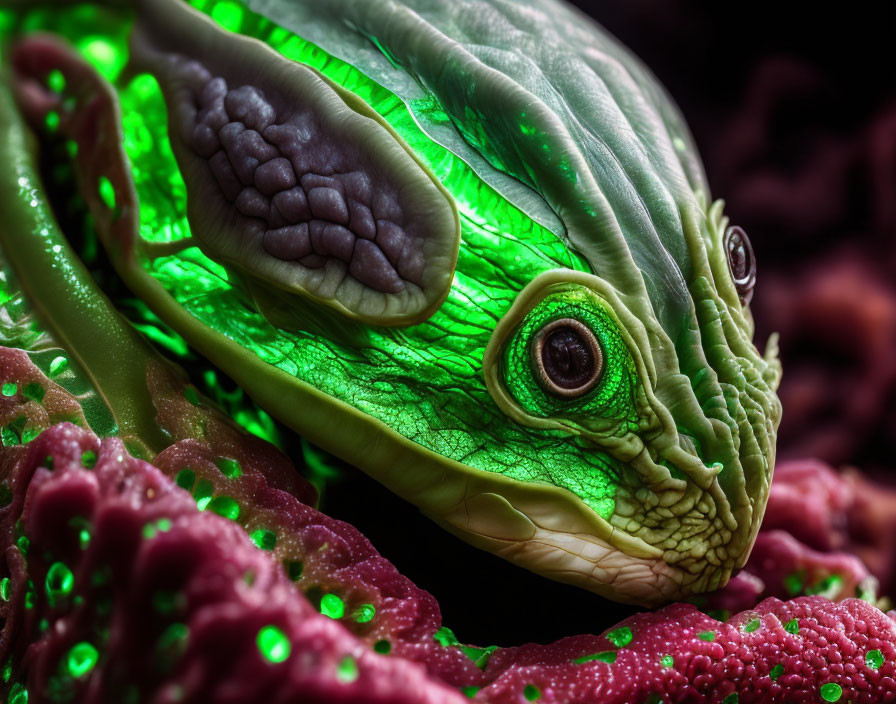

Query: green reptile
[0,0,781,605]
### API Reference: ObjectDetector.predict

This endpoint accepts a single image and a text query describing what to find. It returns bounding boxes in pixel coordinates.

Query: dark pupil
[727,231,748,281]
[542,327,594,389]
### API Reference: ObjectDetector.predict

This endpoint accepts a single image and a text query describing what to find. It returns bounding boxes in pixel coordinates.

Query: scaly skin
[0,0,781,605]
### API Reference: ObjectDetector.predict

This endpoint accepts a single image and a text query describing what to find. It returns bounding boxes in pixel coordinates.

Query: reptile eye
[531,318,603,398]
[724,225,756,305]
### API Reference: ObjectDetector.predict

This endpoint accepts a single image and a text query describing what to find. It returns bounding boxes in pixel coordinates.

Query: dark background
[318,0,896,647]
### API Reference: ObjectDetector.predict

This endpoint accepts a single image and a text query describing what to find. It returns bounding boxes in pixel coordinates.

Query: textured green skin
[0,79,168,456]
[0,0,782,604]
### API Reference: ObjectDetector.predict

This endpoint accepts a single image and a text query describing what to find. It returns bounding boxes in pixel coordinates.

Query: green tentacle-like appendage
[0,0,782,605]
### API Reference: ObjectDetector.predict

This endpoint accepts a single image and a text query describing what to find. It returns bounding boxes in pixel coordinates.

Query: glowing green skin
[502,291,638,424]
[0,0,782,604]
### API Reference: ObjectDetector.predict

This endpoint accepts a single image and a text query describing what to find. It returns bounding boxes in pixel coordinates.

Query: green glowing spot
[721,694,738,704]
[20,427,41,445]
[573,651,617,665]
[210,0,244,30]
[193,479,214,510]
[47,69,66,93]
[523,684,540,701]
[2,382,17,396]
[606,626,633,648]
[158,623,189,652]
[302,439,342,495]
[9,682,27,704]
[866,649,884,670]
[2,416,26,446]
[2,658,10,683]
[131,315,191,357]
[353,603,376,623]
[45,111,60,132]
[66,139,78,159]
[153,590,177,614]
[182,386,201,405]
[336,655,358,683]
[257,625,291,663]
[69,516,91,549]
[697,631,715,642]
[784,619,799,635]
[461,686,480,698]
[250,528,276,551]
[22,383,45,403]
[460,644,497,669]
[235,407,279,445]
[820,683,842,702]
[434,627,459,647]
[285,560,303,581]
[743,618,760,633]
[17,535,30,556]
[208,495,240,521]
[0,577,10,601]
[45,455,54,471]
[175,468,195,491]
[215,457,243,479]
[97,176,116,211]
[157,622,190,671]
[67,642,98,678]
[373,639,391,654]
[45,562,74,606]
[39,618,49,633]
[78,36,123,81]
[660,655,674,668]
[142,518,173,539]
[81,450,97,469]
[806,574,843,599]
[770,663,784,681]
[783,571,805,596]
[48,356,68,377]
[320,593,345,619]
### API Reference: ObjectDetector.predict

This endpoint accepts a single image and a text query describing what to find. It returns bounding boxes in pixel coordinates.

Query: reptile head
[5,0,781,604]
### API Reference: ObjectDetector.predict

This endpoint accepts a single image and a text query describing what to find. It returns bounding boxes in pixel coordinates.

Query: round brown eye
[531,318,603,398]
[724,225,756,305]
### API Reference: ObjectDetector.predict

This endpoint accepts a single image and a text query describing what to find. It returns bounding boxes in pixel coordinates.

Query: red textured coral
[0,423,467,704]
[476,597,896,703]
